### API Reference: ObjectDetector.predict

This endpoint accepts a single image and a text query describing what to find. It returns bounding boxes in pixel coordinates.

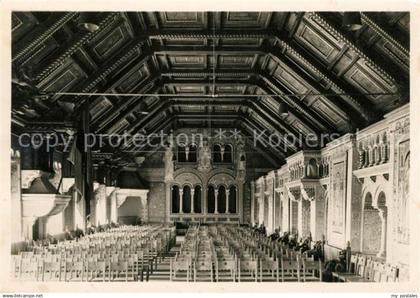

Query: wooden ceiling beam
[310,12,407,101]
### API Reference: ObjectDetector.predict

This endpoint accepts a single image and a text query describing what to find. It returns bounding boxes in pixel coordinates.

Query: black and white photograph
[0,1,419,296]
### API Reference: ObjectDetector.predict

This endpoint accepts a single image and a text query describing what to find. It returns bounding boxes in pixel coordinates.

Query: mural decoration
[236,141,246,181]
[331,162,345,234]
[397,139,410,244]
[302,200,311,238]
[197,140,212,172]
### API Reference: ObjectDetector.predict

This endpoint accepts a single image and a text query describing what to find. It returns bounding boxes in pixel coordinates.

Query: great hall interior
[10,11,411,282]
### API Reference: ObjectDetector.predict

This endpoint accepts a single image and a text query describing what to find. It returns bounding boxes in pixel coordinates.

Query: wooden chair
[63,260,85,282]
[109,261,130,282]
[332,254,358,282]
[41,259,63,281]
[238,258,258,282]
[384,264,398,282]
[259,257,280,282]
[170,257,192,282]
[281,257,300,282]
[86,261,107,282]
[299,255,322,282]
[19,258,40,281]
[216,259,236,282]
[341,255,372,282]
[194,258,214,282]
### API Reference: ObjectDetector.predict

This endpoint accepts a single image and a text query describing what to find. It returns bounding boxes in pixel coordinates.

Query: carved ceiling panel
[223,12,271,29]
[11,11,410,168]
[36,58,87,100]
[158,12,207,29]
[166,55,206,69]
[90,23,133,60]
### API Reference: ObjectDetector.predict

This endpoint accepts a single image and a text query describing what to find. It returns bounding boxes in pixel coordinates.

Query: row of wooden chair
[332,254,398,282]
[12,224,176,282]
[168,225,323,282]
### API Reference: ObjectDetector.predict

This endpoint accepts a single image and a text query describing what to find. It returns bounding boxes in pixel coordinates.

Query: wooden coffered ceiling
[11,11,410,167]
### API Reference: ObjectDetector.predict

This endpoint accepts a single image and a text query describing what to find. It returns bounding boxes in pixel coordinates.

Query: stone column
[203,187,207,214]
[267,192,274,234]
[179,188,184,214]
[191,187,195,214]
[214,188,219,214]
[22,217,37,241]
[165,184,171,222]
[297,199,303,239]
[310,196,325,241]
[281,193,289,233]
[238,183,244,223]
[226,188,230,214]
[368,146,374,167]
[141,196,149,223]
[377,208,387,258]
[258,196,264,224]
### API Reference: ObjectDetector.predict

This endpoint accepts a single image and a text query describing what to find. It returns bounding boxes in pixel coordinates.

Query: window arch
[178,146,186,162]
[213,144,222,163]
[217,185,226,213]
[182,185,191,213]
[207,185,215,213]
[364,192,373,209]
[306,158,318,178]
[228,185,237,213]
[193,185,202,213]
[224,144,233,163]
[171,185,180,213]
[377,191,386,207]
[188,144,197,162]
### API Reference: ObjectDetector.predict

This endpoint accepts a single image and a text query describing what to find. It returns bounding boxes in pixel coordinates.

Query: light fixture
[78,12,100,33]
[279,102,288,116]
[342,12,363,31]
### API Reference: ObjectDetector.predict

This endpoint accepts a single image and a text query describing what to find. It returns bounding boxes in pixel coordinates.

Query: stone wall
[147,182,166,223]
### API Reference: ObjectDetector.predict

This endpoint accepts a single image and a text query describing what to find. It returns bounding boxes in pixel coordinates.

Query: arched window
[224,145,233,163]
[364,192,373,209]
[213,144,222,163]
[193,185,201,213]
[218,185,226,213]
[306,158,318,178]
[171,185,180,213]
[377,191,386,207]
[207,185,215,213]
[182,185,191,213]
[188,144,197,162]
[228,186,237,213]
[178,146,186,162]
